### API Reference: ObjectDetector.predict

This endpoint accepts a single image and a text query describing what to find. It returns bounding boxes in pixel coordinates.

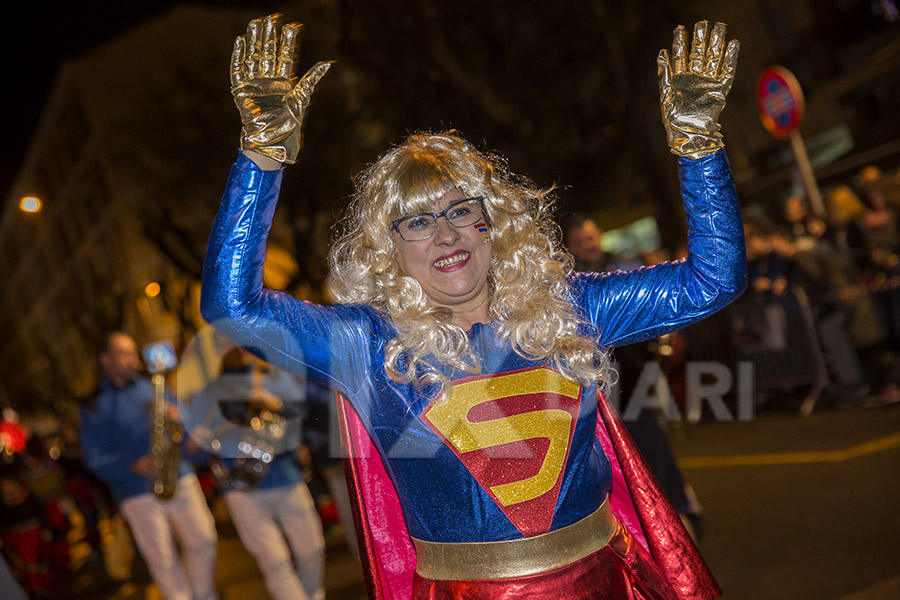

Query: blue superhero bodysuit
[201,149,745,545]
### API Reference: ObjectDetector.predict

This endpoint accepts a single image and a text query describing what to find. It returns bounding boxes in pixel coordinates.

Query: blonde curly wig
[327,131,610,392]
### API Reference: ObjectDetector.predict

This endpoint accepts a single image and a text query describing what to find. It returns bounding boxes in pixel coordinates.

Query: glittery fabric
[421,368,583,537]
[570,151,746,346]
[338,396,414,600]
[202,148,743,598]
[596,394,721,599]
[339,391,720,600]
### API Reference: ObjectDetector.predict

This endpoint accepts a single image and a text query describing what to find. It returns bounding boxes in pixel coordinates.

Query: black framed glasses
[391,197,486,241]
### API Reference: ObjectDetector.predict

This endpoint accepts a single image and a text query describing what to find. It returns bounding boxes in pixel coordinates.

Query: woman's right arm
[201,15,364,390]
[201,152,377,393]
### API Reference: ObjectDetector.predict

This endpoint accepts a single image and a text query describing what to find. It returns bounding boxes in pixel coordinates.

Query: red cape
[336,392,720,600]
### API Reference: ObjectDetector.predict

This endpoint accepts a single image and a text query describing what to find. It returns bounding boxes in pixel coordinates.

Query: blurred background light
[144,281,161,298]
[19,196,42,213]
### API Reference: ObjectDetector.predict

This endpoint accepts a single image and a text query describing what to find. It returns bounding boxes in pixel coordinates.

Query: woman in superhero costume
[202,14,743,600]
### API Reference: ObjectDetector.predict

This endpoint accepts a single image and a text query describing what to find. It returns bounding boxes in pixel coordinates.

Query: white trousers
[224,483,325,600]
[119,474,218,600]
[321,462,359,557]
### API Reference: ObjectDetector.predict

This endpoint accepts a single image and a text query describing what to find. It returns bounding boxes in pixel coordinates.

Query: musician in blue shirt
[80,332,218,600]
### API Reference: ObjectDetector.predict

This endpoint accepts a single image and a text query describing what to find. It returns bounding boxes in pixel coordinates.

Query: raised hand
[657,21,739,158]
[231,14,333,164]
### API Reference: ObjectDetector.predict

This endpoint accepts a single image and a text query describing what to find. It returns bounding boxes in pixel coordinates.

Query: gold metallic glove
[231,14,333,164]
[657,21,739,158]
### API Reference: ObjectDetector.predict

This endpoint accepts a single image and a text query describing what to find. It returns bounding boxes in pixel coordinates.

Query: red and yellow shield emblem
[421,367,581,537]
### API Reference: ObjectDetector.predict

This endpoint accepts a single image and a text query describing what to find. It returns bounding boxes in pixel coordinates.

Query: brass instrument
[218,362,285,491]
[150,373,182,499]
[144,342,181,500]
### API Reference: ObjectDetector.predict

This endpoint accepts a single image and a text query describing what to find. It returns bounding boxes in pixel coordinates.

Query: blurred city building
[0,8,262,417]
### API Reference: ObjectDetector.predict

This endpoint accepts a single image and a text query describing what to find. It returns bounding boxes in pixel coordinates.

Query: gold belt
[411,497,616,581]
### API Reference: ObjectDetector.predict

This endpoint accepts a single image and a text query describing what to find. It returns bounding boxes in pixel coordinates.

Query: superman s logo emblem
[421,367,581,537]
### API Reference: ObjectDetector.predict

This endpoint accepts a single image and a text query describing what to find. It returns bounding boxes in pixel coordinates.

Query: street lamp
[19,196,42,213]
[145,282,161,298]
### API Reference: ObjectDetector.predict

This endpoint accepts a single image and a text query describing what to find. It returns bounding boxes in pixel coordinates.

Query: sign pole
[789,130,825,219]
[757,66,826,217]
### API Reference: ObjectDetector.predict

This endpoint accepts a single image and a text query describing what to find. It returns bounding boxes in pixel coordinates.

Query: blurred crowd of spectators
[738,163,899,409]
[0,403,346,598]
[565,163,900,417]
[0,418,107,598]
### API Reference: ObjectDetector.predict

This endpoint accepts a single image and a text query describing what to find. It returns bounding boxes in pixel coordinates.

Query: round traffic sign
[757,66,805,138]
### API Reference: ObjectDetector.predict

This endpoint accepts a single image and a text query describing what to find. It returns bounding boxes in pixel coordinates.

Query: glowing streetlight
[19,196,42,213]
[144,282,161,298]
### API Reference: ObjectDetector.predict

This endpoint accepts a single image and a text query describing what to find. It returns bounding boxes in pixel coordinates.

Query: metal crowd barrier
[679,285,830,416]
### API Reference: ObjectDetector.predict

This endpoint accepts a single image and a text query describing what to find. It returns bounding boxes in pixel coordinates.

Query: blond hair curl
[327,131,609,393]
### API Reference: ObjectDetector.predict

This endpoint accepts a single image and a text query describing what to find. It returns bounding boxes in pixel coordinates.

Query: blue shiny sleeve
[201,153,381,395]
[574,149,746,347]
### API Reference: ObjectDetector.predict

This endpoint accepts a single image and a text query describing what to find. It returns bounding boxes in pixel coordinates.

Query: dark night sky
[2,1,265,201]
[4,4,165,197]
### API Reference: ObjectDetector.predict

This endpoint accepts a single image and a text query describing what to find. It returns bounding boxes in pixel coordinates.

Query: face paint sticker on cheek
[474,221,489,242]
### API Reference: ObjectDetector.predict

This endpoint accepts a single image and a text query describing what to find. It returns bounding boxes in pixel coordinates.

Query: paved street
[54,403,900,600]
[64,514,366,600]
[669,403,900,600]
[210,521,367,600]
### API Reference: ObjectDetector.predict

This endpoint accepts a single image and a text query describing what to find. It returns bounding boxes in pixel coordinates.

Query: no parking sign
[757,65,825,217]
[757,66,805,138]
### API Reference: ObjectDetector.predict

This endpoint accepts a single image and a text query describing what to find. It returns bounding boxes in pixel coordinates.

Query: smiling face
[393,188,492,326]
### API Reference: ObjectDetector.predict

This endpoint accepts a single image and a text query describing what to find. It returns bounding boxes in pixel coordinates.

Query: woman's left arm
[575,21,746,346]
[576,149,746,346]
